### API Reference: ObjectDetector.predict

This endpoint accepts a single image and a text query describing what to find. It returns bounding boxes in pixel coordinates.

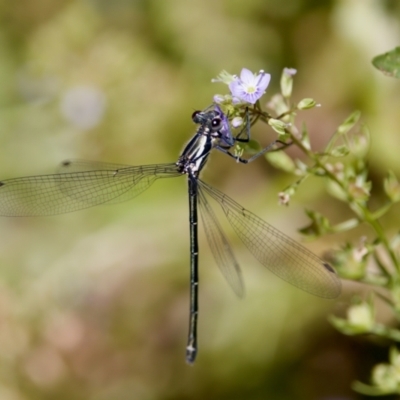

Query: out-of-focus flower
[211,70,236,85]
[231,116,243,128]
[229,68,271,104]
[352,236,368,262]
[213,94,225,104]
[60,86,107,130]
[278,192,290,206]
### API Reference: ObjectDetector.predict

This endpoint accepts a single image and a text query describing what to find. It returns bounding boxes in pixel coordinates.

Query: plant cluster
[212,59,400,396]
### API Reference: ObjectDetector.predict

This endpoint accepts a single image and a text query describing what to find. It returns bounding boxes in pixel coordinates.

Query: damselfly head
[192,109,220,126]
[192,109,223,132]
[211,116,223,131]
[192,105,235,147]
[191,110,202,123]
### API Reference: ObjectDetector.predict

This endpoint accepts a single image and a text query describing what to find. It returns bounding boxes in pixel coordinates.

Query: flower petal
[228,79,242,98]
[239,68,255,85]
[256,73,271,92]
[245,93,259,104]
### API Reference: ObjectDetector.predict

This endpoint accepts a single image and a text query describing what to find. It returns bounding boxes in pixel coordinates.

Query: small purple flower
[229,68,271,104]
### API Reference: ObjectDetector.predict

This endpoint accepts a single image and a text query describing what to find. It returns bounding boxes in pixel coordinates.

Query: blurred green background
[0,0,400,399]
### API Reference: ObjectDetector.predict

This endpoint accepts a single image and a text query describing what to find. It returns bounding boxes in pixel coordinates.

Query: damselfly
[0,105,341,364]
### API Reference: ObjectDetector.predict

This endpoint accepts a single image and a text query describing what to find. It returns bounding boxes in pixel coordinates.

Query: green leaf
[372,47,400,79]
[337,111,361,136]
[265,151,295,173]
[389,346,400,366]
[330,218,359,232]
[244,139,261,153]
[299,209,331,238]
[349,125,370,159]
[330,145,350,157]
[384,171,400,202]
[326,180,348,202]
[267,118,287,136]
[297,98,316,110]
[352,380,393,396]
[300,123,311,150]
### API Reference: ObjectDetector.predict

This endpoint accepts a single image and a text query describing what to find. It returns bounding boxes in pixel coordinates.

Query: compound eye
[211,117,222,130]
[191,110,201,122]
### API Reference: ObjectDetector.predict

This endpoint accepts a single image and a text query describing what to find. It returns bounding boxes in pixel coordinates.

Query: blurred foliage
[1,1,400,400]
[372,47,400,78]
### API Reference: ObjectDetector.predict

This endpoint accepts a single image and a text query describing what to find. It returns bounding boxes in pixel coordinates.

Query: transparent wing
[198,185,244,298]
[0,161,181,216]
[199,179,341,299]
[56,160,181,205]
[57,159,134,173]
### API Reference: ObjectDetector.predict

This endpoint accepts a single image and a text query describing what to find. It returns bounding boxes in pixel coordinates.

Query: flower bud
[268,118,288,136]
[347,303,374,332]
[280,68,296,98]
[297,98,317,110]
